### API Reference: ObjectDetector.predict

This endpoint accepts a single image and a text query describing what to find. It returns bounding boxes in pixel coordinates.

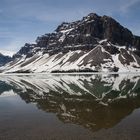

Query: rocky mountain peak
[83,13,100,21]
[55,22,70,32]
[12,13,140,58]
[1,13,140,73]
[9,13,140,60]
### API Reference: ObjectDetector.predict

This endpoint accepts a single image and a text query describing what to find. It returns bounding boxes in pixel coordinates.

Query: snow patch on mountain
[1,44,140,73]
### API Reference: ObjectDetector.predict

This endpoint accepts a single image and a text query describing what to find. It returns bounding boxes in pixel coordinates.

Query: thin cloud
[120,0,140,13]
[0,31,14,38]
[0,9,2,13]
[0,37,34,51]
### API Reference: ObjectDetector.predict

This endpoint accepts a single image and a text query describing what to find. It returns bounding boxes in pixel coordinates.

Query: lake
[0,74,140,140]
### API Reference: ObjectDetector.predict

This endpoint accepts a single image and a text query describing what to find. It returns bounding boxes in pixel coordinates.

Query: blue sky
[0,0,140,52]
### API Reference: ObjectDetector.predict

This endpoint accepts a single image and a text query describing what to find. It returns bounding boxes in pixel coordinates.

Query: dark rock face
[13,43,38,58]
[133,36,140,50]
[0,53,13,66]
[100,16,133,45]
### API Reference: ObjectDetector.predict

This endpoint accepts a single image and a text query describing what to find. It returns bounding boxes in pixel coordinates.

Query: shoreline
[1,71,140,76]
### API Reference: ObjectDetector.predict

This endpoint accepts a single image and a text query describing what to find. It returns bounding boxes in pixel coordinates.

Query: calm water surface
[0,74,140,140]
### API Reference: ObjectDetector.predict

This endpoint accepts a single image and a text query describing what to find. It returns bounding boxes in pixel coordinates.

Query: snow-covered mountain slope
[1,43,140,73]
[1,13,140,73]
[0,74,140,131]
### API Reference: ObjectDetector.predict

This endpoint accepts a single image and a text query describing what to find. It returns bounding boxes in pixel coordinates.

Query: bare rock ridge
[1,13,140,73]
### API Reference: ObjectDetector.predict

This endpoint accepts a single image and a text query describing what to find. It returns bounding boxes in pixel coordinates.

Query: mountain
[0,52,13,67]
[1,13,140,73]
[0,74,140,132]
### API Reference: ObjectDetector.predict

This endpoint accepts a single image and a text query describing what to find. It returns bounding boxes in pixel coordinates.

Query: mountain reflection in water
[0,74,140,139]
